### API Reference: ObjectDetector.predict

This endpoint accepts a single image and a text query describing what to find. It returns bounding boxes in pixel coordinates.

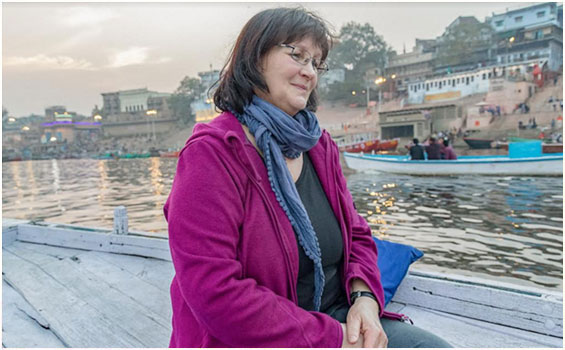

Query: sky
[2,1,537,118]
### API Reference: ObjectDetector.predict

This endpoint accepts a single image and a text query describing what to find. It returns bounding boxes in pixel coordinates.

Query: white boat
[344,152,563,176]
[2,215,562,348]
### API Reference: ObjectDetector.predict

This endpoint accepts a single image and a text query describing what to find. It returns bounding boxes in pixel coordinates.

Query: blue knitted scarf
[235,95,325,311]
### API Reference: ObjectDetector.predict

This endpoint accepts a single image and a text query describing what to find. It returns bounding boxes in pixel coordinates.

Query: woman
[164,7,451,348]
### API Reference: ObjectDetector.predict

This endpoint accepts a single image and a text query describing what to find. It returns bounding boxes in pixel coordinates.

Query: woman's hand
[341,323,364,348]
[346,297,388,348]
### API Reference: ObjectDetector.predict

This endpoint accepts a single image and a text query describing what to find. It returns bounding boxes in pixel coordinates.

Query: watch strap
[349,290,377,304]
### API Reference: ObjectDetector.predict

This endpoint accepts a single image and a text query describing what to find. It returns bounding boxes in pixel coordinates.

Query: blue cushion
[373,237,423,305]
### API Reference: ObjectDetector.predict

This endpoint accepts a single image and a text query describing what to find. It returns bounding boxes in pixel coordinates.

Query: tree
[168,77,204,125]
[327,22,393,79]
[435,17,494,69]
[323,22,394,102]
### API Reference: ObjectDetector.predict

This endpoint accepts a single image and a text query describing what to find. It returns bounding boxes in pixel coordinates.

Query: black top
[409,144,425,160]
[294,152,345,312]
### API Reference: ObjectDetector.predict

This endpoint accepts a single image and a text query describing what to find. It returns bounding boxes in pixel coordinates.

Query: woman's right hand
[341,323,364,348]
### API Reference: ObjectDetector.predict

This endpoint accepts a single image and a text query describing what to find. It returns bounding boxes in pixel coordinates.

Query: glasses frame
[278,43,329,76]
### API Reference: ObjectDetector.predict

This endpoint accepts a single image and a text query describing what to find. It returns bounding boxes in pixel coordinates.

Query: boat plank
[2,248,166,347]
[17,223,171,261]
[71,250,173,321]
[401,304,563,348]
[2,280,66,348]
[4,240,87,266]
[394,273,563,337]
[90,250,175,293]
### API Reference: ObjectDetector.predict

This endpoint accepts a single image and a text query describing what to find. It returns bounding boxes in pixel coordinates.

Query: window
[457,78,460,84]
[495,20,504,27]
[471,76,474,82]
[426,83,429,91]
[482,73,486,80]
[515,16,523,23]
[488,72,492,78]
[439,81,442,88]
[537,11,545,18]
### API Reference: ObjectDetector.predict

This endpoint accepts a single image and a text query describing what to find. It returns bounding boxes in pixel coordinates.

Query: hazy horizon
[2,1,534,118]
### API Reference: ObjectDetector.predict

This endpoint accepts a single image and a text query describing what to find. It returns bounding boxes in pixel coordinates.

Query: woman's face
[255,36,322,116]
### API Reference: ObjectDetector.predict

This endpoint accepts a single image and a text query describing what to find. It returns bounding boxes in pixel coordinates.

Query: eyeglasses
[278,44,329,76]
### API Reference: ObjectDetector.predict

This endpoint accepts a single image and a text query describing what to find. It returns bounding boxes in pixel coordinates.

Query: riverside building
[100,88,175,138]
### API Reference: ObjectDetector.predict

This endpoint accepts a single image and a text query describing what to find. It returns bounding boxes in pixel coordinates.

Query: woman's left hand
[345,297,388,348]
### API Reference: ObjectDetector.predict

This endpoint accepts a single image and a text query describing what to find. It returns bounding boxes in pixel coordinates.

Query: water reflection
[1,159,562,291]
[346,173,562,291]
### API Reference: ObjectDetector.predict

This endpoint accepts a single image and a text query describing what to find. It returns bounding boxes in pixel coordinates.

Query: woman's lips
[292,83,308,91]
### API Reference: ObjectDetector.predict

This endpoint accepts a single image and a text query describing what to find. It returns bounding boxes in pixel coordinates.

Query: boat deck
[2,220,562,348]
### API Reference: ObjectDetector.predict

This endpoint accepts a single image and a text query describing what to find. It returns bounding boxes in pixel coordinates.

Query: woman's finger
[346,315,361,344]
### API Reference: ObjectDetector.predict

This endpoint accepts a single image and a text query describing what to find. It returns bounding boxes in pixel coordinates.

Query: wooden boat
[495,141,563,154]
[343,152,563,176]
[463,137,494,149]
[2,217,562,348]
[339,139,380,153]
[377,138,399,151]
[159,150,180,158]
[338,138,398,153]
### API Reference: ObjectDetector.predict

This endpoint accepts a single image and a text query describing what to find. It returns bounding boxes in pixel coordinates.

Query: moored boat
[463,137,494,149]
[338,138,398,153]
[377,138,399,151]
[495,141,563,154]
[159,150,180,158]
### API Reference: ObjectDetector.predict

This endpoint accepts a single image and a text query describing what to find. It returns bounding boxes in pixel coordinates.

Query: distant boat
[495,141,563,154]
[159,150,180,158]
[343,152,563,176]
[463,137,494,149]
[338,138,398,153]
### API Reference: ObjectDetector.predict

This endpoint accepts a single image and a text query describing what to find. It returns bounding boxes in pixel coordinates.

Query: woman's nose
[300,62,317,79]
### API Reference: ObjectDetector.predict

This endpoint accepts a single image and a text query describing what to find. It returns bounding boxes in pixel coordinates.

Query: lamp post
[505,36,515,67]
[146,109,157,141]
[374,77,386,112]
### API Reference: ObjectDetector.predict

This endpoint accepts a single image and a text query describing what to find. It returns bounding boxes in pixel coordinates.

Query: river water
[2,158,563,291]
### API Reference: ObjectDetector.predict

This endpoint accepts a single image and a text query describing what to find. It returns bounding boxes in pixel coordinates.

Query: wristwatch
[349,290,377,304]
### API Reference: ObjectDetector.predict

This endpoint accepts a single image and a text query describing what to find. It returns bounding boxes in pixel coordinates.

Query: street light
[50,136,57,142]
[351,91,356,96]
[8,117,16,123]
[22,126,30,131]
[146,109,157,141]
[375,77,386,111]
[94,114,102,121]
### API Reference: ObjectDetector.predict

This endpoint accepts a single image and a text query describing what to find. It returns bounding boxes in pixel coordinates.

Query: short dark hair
[429,137,436,143]
[213,7,334,115]
[443,139,449,146]
[413,138,419,144]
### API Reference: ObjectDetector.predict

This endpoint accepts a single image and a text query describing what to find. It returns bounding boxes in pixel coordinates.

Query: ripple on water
[521,223,563,231]
[521,213,547,218]
[414,206,451,214]
[461,217,484,223]
[457,204,479,210]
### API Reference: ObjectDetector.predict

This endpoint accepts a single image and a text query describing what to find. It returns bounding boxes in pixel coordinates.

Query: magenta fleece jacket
[164,112,397,348]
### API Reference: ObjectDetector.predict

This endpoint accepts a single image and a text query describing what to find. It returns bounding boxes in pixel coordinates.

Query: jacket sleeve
[165,139,342,347]
[326,135,386,315]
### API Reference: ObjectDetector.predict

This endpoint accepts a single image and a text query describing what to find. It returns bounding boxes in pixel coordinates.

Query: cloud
[3,54,94,70]
[107,47,172,68]
[59,7,118,28]
[107,47,149,68]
